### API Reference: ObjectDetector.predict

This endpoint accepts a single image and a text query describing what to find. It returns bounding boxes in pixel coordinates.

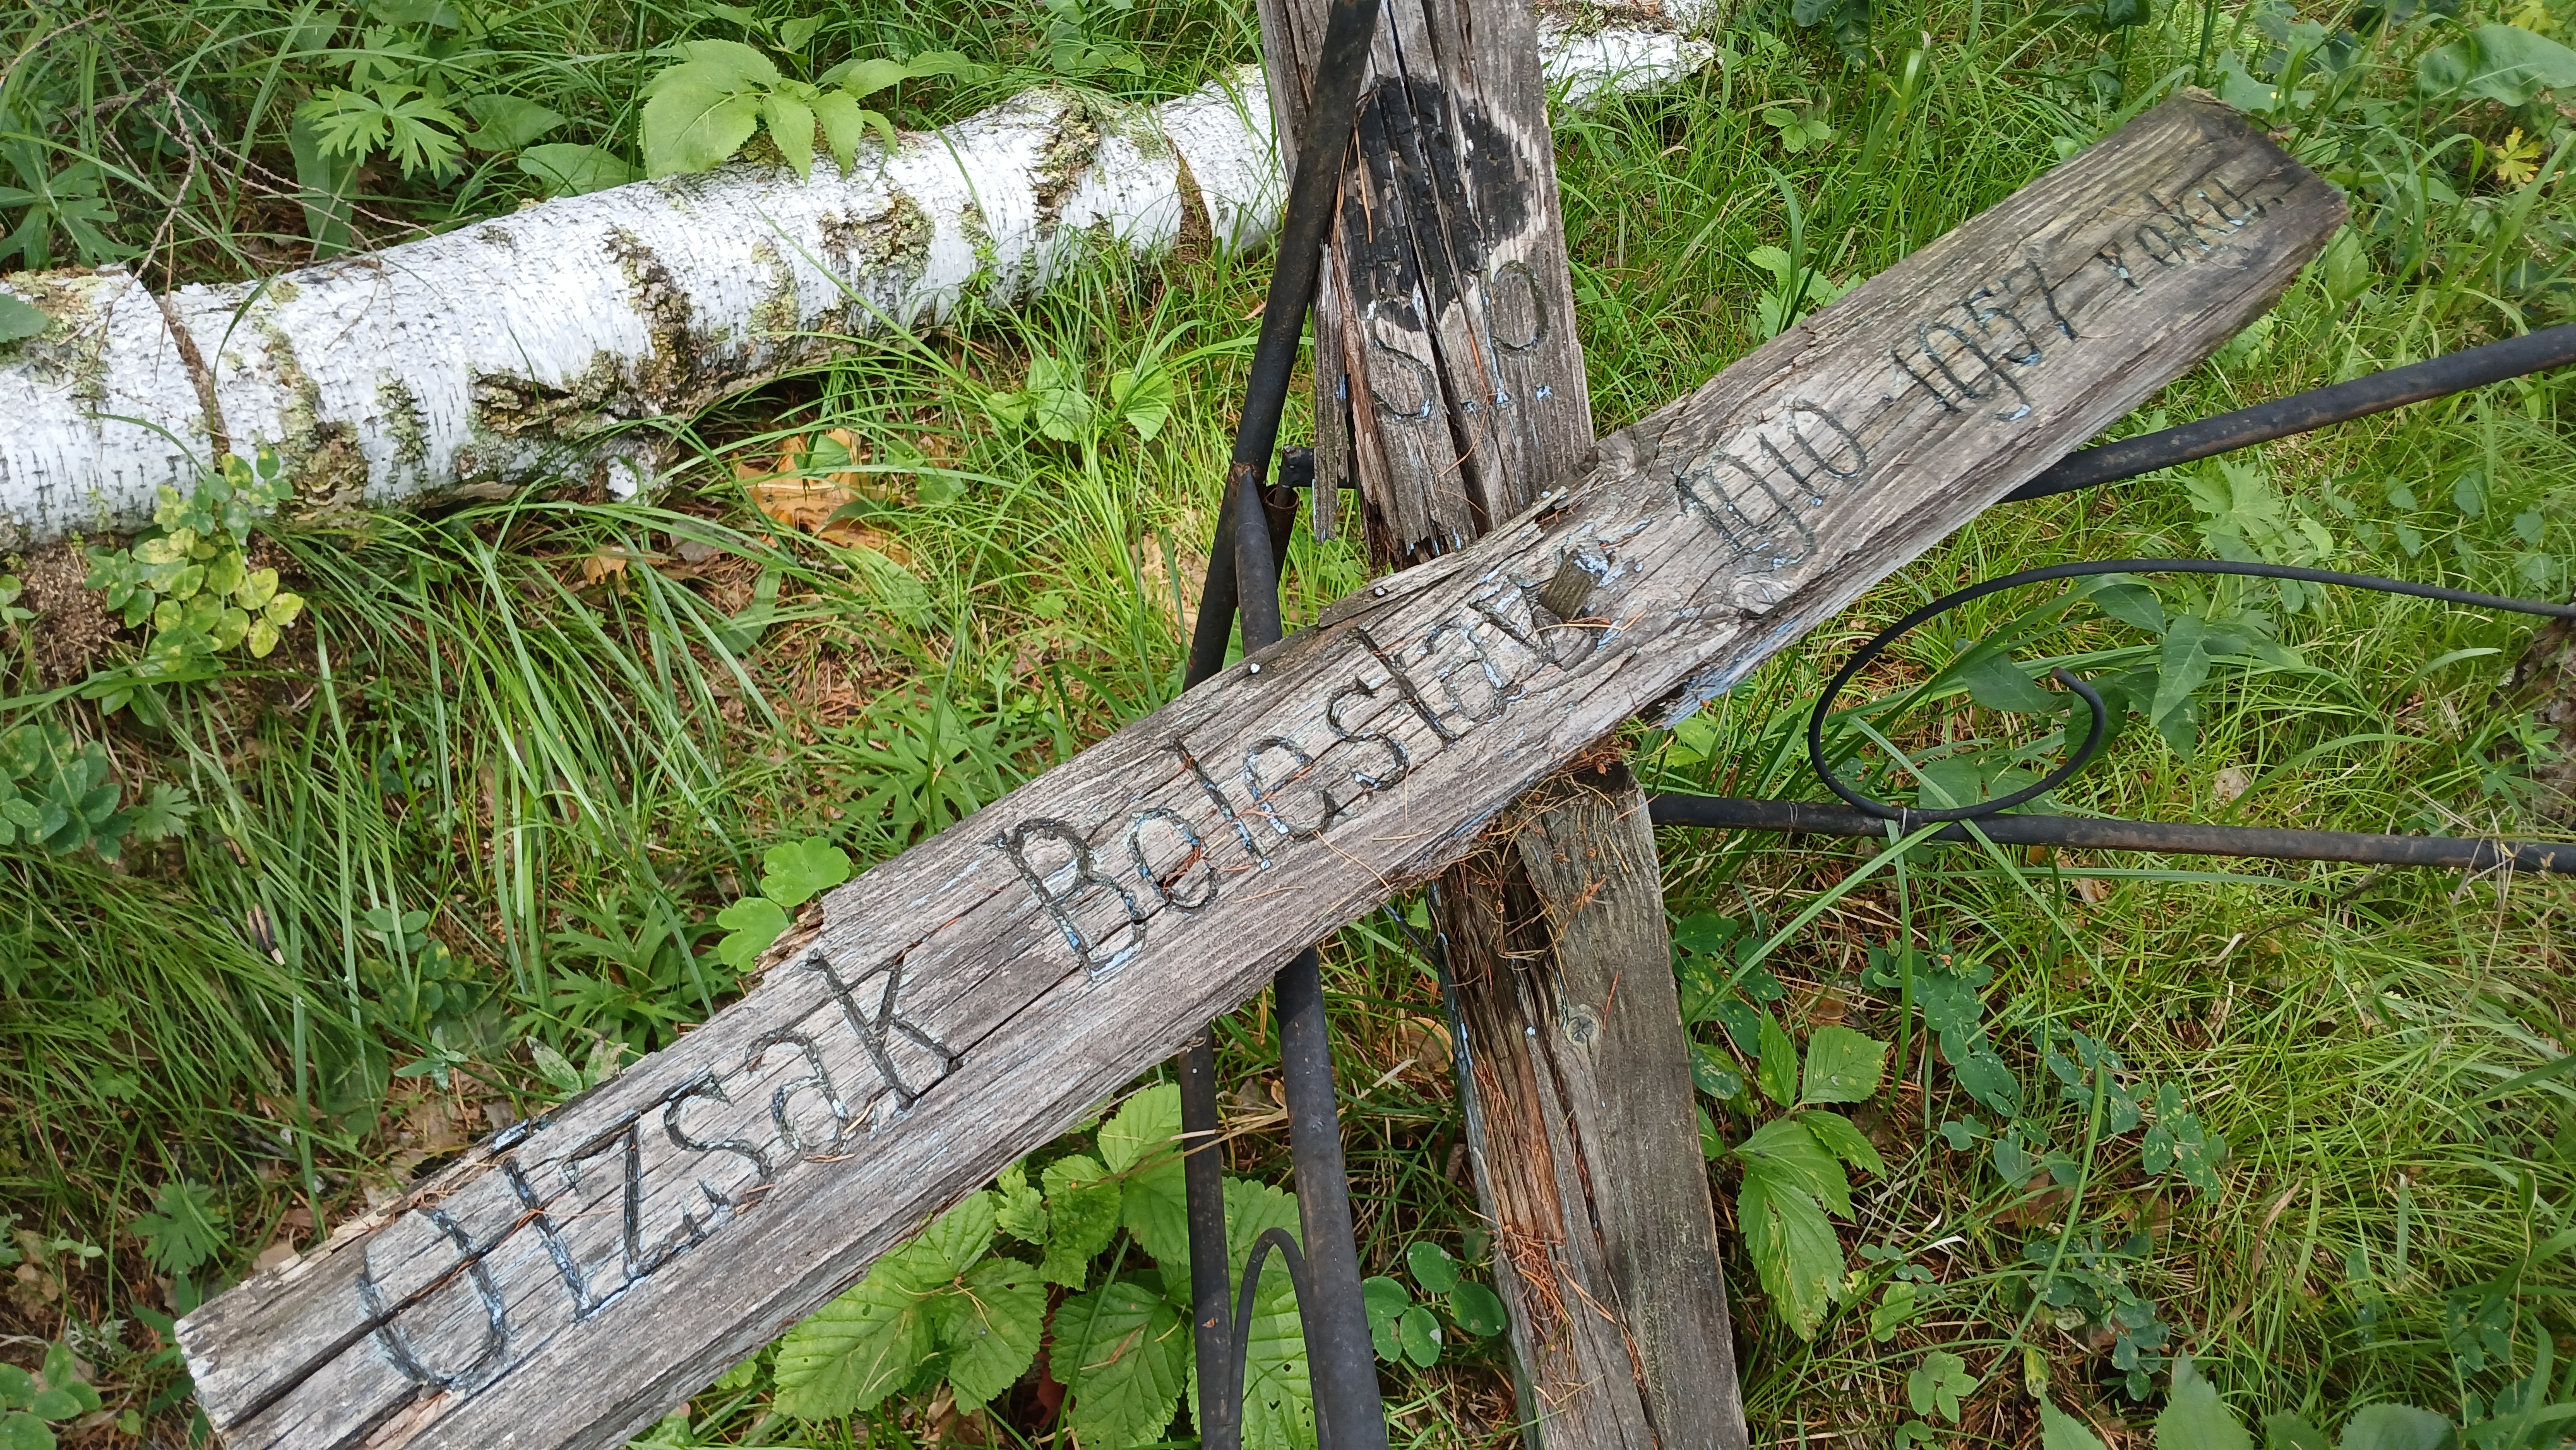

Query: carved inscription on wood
[177,94,2340,1450]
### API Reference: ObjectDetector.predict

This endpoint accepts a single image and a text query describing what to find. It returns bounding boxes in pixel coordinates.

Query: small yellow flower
[2492,128,2543,187]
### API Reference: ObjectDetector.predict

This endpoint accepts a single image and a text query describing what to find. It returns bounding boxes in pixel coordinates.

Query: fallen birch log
[174,92,2340,1450]
[0,6,1715,548]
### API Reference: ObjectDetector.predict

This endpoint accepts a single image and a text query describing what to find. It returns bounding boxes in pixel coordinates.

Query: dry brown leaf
[737,429,910,559]
[580,547,630,586]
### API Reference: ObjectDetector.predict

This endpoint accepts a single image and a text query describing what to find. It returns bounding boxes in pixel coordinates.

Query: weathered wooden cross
[175,68,2340,1449]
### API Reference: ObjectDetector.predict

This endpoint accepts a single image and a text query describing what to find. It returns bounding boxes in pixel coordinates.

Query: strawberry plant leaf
[1058,1279,1190,1450]
[1800,1026,1889,1104]
[943,1257,1045,1413]
[1040,1153,1121,1286]
[772,1237,945,1419]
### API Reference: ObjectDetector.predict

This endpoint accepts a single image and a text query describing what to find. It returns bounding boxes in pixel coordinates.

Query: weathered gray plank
[1441,762,1748,1449]
[177,97,2340,1450]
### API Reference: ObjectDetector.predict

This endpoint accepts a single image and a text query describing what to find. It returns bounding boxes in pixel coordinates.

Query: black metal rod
[1177,1033,1237,1450]
[1275,945,1388,1450]
[1645,794,2576,873]
[1176,1,1386,1446]
[2002,323,2576,503]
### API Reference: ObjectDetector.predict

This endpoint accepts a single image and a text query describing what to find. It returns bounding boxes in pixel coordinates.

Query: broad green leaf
[823,56,922,97]
[1362,1276,1409,1360]
[2157,1357,2253,1450]
[0,296,45,346]
[1736,1115,1852,1218]
[1909,1350,1976,1422]
[1957,650,2058,713]
[2045,1398,2113,1450]
[1225,1175,1303,1290]
[1111,365,1174,441]
[1799,1110,1887,1178]
[2089,577,2165,633]
[528,1041,585,1095]
[641,75,763,176]
[901,49,984,81]
[0,1415,52,1450]
[1121,1154,1188,1269]
[519,143,636,195]
[1449,1279,1508,1337]
[2418,25,2576,105]
[1058,1279,1190,1450]
[994,1161,1048,1242]
[665,39,782,88]
[1398,1304,1442,1367]
[462,94,566,151]
[2336,1405,2454,1450]
[713,896,790,969]
[777,15,823,50]
[1406,1240,1461,1295]
[920,1191,997,1276]
[1099,1083,1182,1175]
[1735,1162,1842,1339]
[2266,1415,2332,1450]
[1943,1029,2019,1116]
[0,1366,32,1410]
[1871,1281,1919,1341]
[943,1257,1046,1413]
[760,836,852,909]
[1104,1085,1188,1263]
[772,1238,945,1418]
[1756,1010,1799,1106]
[1690,1041,1745,1099]
[1238,1274,1315,1450]
[1041,1153,1121,1286]
[763,89,816,179]
[1799,1026,1889,1104]
[811,90,868,171]
[2152,614,2212,735]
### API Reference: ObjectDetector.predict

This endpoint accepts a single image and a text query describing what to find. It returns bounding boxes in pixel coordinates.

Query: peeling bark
[0,3,1714,545]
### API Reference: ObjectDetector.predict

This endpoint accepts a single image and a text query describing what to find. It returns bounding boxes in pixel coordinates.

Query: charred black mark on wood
[1483,258,1549,354]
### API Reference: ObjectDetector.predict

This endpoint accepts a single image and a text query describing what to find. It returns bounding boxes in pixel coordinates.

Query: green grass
[1,0,2572,1442]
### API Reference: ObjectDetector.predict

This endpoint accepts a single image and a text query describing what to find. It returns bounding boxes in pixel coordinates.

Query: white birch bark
[0,3,1714,544]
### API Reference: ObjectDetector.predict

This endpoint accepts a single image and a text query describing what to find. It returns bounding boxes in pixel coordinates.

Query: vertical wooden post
[1438,764,1748,1449]
[1239,2,1750,1445]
